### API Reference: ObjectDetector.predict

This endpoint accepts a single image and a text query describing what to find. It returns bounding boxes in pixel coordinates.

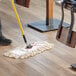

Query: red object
[15,0,30,8]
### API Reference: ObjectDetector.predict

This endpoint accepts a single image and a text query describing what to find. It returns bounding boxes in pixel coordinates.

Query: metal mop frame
[3,0,54,59]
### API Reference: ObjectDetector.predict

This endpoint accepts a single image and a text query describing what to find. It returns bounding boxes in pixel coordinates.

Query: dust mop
[3,0,54,59]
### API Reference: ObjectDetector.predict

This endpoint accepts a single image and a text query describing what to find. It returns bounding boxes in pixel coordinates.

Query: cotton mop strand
[3,0,54,59]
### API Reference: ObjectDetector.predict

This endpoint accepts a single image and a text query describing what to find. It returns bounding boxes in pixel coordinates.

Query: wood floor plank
[0,0,76,76]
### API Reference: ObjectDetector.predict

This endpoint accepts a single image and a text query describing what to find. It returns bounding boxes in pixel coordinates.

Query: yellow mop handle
[11,0,24,36]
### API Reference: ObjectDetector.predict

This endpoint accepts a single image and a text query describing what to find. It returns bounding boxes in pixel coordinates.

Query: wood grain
[0,0,76,76]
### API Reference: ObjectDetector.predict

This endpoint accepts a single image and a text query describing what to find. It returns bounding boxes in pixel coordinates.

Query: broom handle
[11,0,27,43]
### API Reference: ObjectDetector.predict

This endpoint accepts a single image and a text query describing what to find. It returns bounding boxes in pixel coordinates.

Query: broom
[4,0,54,59]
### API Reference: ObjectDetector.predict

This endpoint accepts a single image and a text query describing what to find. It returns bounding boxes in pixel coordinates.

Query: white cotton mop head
[4,41,54,59]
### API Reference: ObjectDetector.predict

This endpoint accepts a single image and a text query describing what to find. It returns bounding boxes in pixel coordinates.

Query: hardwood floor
[0,0,76,76]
